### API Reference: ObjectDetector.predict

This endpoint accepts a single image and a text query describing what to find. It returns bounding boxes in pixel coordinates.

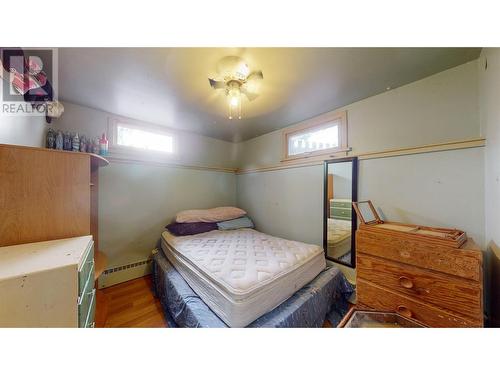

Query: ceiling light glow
[230,95,239,107]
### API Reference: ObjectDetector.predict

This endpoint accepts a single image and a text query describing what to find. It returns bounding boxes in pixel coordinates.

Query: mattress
[327,218,352,259]
[327,218,351,244]
[160,228,326,327]
[152,250,354,327]
[330,198,352,203]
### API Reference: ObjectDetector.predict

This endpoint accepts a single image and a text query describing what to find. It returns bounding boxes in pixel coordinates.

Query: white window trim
[282,110,348,162]
[107,117,179,161]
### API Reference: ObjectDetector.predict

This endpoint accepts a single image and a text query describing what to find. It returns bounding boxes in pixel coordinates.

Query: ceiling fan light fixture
[208,56,263,120]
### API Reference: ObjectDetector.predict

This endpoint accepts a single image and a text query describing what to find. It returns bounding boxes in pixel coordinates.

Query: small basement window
[283,111,348,161]
[109,118,176,157]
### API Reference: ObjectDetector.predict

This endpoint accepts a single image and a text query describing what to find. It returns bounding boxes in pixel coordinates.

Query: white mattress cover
[161,228,326,327]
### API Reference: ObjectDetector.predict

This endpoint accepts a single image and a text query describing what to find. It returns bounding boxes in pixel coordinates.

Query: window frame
[108,117,178,160]
[282,110,348,162]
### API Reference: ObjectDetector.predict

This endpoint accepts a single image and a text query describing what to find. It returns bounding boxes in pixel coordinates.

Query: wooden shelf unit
[0,144,109,327]
[0,144,108,247]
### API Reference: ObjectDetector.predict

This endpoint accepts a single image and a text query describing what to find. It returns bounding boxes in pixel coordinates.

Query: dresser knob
[399,276,414,289]
[397,305,413,318]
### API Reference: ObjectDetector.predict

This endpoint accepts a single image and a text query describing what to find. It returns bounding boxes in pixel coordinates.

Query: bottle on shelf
[55,130,63,150]
[92,138,100,154]
[46,128,55,149]
[72,133,80,152]
[99,133,109,156]
[63,132,72,151]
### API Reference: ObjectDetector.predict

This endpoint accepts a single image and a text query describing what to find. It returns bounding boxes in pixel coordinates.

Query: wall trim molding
[236,137,486,175]
[106,155,238,173]
[357,137,486,161]
[103,137,485,175]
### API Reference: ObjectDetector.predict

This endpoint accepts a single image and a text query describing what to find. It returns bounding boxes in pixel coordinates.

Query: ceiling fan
[208,56,263,119]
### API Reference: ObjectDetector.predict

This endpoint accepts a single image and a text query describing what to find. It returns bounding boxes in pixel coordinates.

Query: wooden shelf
[94,250,108,281]
[90,153,109,168]
[0,144,110,168]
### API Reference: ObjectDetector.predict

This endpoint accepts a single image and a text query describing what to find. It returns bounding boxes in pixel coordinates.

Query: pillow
[217,216,254,231]
[166,221,218,236]
[175,207,246,223]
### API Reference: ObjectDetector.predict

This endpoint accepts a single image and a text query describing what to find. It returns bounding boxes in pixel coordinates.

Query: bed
[152,228,354,327]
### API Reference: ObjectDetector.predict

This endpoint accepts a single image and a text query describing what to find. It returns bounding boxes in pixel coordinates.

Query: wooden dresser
[0,236,95,327]
[353,201,483,328]
[356,227,483,327]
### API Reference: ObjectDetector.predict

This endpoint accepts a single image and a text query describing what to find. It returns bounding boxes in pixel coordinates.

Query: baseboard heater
[98,258,153,289]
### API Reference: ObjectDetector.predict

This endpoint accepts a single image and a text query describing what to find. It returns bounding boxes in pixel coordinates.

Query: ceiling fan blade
[241,86,259,101]
[247,70,263,81]
[208,78,225,89]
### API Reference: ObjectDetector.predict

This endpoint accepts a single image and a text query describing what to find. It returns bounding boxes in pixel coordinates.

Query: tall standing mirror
[323,157,358,268]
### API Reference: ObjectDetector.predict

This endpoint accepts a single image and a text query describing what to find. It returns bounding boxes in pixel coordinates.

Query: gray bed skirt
[151,247,354,328]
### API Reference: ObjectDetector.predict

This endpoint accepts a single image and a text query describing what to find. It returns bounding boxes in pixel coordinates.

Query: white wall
[478,48,500,323]
[238,61,479,169]
[0,80,46,147]
[479,49,500,250]
[236,61,485,250]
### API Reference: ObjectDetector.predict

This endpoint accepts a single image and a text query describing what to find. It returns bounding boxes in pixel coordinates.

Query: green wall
[236,61,486,250]
[99,162,236,266]
[51,101,238,268]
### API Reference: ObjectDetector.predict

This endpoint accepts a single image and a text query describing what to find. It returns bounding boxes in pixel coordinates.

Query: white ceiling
[58,48,480,142]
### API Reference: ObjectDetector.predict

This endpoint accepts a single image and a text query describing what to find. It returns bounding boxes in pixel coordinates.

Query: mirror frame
[323,156,358,268]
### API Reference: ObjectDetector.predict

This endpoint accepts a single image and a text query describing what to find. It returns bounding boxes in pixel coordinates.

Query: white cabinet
[0,236,95,327]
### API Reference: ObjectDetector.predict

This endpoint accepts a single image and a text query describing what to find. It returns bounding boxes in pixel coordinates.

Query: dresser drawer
[357,279,481,327]
[78,288,96,328]
[332,201,351,209]
[356,230,481,281]
[357,254,483,320]
[331,207,352,219]
[84,291,96,328]
[78,241,94,296]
